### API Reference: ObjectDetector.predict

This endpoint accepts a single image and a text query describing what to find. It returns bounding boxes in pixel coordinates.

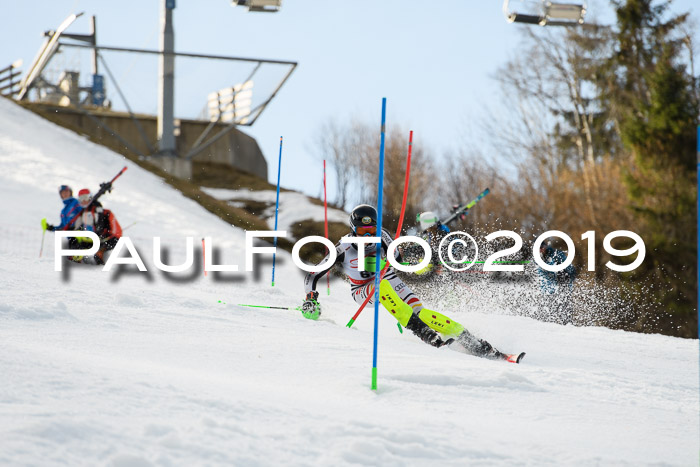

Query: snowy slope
[0,97,698,466]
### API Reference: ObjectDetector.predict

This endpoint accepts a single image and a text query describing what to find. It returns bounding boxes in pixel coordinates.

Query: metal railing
[0,61,22,97]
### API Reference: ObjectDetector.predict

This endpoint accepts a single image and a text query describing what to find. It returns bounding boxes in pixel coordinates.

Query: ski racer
[417,211,449,236]
[537,241,577,324]
[412,211,452,275]
[300,204,524,363]
[71,188,123,265]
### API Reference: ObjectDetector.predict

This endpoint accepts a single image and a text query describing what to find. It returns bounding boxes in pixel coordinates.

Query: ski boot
[300,291,321,320]
[405,314,454,348]
[82,255,99,265]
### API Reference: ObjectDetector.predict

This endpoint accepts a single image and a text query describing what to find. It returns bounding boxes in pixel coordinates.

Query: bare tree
[487,25,620,230]
[314,118,436,231]
[314,120,356,208]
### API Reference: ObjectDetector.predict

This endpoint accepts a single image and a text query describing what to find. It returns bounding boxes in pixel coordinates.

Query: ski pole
[122,221,138,231]
[39,218,48,257]
[347,129,413,328]
[271,136,283,287]
[232,303,298,311]
[323,159,330,296]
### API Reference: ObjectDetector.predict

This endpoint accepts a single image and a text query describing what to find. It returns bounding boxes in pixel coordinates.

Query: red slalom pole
[346,130,413,328]
[323,160,330,295]
[394,131,413,247]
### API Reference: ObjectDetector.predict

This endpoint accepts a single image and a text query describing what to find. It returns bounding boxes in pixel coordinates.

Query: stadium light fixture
[503,0,586,26]
[544,2,586,24]
[231,0,282,13]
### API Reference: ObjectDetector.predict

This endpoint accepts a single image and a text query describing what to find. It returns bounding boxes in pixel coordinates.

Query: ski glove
[301,291,321,320]
[41,218,55,231]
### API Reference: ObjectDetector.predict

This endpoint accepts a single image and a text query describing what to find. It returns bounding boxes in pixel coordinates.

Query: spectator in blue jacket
[45,185,81,232]
[537,241,577,324]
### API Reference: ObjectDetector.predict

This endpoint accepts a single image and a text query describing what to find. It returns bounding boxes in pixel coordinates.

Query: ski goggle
[355,225,377,236]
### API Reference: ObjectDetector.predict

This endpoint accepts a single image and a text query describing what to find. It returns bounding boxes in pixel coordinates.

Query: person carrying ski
[417,211,450,236]
[402,211,464,277]
[300,204,524,363]
[413,211,453,275]
[74,188,101,232]
[71,188,123,265]
[537,241,577,325]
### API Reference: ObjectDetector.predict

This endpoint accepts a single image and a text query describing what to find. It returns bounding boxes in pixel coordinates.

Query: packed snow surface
[0,98,698,466]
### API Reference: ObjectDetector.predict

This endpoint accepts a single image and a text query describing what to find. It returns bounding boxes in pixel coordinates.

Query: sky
[1,0,697,205]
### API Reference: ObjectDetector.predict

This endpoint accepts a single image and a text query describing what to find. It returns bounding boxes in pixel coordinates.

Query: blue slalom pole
[271,136,283,287]
[372,98,387,390]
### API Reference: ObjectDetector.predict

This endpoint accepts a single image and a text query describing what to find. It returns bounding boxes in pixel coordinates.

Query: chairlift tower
[9,2,293,181]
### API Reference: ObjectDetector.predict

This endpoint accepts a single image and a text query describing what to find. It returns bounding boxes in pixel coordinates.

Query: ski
[442,187,490,227]
[504,352,526,364]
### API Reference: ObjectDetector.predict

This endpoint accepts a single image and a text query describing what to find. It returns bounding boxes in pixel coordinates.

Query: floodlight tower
[157,0,281,157]
[157,0,176,156]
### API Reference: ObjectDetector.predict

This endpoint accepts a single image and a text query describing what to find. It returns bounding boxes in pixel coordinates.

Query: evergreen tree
[600,0,698,336]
